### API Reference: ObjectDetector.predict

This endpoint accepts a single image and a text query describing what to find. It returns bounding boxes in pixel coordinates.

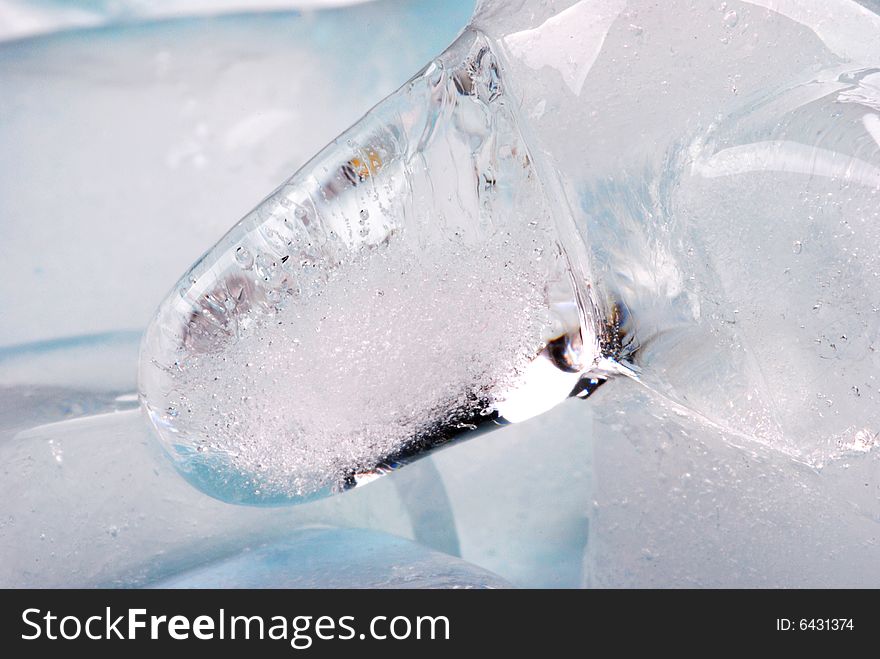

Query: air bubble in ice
[234,247,253,269]
[722,10,738,29]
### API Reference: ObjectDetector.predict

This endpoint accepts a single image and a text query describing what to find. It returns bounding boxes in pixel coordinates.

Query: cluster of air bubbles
[168,225,554,499]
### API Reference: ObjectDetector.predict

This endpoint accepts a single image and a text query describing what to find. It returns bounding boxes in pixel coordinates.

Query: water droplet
[723,10,738,28]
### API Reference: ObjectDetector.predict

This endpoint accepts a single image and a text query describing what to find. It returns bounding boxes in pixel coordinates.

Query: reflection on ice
[694,140,880,185]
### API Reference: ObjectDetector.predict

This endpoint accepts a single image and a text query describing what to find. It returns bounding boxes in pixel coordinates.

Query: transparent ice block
[139,26,619,505]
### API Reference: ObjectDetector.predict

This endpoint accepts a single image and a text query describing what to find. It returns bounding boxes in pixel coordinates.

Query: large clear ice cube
[139,28,614,505]
[468,0,880,586]
[473,0,880,466]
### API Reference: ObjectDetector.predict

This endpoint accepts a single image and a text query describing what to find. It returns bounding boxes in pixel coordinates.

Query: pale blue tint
[148,527,511,588]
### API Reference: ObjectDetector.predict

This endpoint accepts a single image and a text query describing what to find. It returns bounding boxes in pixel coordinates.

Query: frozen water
[472,0,880,466]
[4,0,880,588]
[140,29,612,504]
[585,381,880,587]
[468,0,880,586]
[148,527,512,588]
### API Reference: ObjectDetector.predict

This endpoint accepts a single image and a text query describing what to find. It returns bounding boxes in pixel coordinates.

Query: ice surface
[585,380,880,587]
[163,232,555,502]
[148,527,511,588]
[4,0,880,588]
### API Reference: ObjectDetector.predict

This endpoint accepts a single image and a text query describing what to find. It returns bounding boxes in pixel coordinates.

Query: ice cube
[148,527,512,589]
[139,29,614,505]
